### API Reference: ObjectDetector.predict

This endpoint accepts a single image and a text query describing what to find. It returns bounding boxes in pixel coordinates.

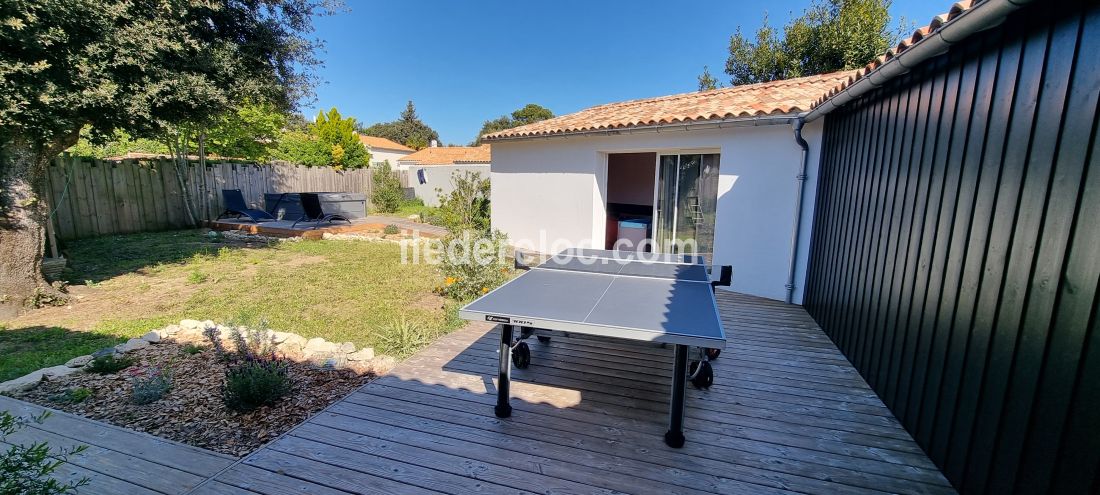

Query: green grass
[374,199,442,223]
[0,229,463,381]
[0,325,125,382]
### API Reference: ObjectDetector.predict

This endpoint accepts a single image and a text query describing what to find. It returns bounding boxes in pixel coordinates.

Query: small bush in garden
[203,324,231,361]
[0,410,89,495]
[378,318,430,357]
[435,170,490,233]
[181,343,204,355]
[435,230,512,301]
[370,161,404,213]
[86,354,135,374]
[49,387,92,405]
[221,358,294,412]
[383,224,401,235]
[187,269,208,284]
[228,323,278,361]
[130,368,171,405]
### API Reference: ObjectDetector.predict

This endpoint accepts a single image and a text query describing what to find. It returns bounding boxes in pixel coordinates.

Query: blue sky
[305,1,948,145]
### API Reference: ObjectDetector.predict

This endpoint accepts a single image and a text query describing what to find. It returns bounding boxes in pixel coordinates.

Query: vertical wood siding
[804,3,1100,493]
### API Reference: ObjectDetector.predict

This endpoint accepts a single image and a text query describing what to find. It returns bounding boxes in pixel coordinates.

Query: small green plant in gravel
[221,358,294,412]
[85,354,135,374]
[180,343,204,355]
[130,367,171,405]
[48,387,92,405]
[383,224,401,235]
[187,269,208,284]
[0,410,89,495]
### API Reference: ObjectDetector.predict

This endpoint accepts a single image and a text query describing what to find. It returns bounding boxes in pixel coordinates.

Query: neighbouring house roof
[358,135,415,152]
[398,145,492,165]
[482,71,855,140]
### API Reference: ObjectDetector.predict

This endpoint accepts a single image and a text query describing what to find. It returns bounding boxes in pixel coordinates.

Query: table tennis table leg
[495,324,514,418]
[665,344,688,448]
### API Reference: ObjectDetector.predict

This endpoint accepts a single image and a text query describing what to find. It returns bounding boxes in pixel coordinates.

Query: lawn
[0,229,462,382]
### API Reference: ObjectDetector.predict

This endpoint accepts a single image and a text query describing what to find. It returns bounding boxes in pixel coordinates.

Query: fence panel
[45,157,379,241]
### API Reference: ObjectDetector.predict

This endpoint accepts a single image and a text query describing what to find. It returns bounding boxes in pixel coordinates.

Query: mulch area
[13,341,373,457]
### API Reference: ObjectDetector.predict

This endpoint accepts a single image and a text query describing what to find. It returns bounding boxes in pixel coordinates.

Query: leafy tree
[370,161,404,213]
[0,0,330,317]
[435,171,491,233]
[361,101,440,150]
[66,128,169,159]
[473,104,554,144]
[204,103,288,162]
[697,66,721,91]
[271,108,370,168]
[723,0,896,85]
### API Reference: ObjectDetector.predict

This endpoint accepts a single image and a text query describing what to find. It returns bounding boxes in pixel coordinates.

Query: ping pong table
[459,248,730,448]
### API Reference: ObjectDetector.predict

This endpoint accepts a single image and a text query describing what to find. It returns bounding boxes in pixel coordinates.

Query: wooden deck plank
[201,291,953,494]
[0,395,234,495]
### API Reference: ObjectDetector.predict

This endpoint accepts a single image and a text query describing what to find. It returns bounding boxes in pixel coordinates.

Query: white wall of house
[411,164,490,207]
[489,120,823,303]
[369,148,413,169]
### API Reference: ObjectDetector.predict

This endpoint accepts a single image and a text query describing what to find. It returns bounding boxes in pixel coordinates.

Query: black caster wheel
[537,335,551,344]
[705,348,722,360]
[688,360,714,389]
[511,341,531,369]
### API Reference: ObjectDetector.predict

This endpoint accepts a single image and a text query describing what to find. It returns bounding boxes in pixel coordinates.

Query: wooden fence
[44,155,396,241]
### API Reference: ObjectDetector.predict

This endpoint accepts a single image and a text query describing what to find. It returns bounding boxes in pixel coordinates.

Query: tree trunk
[0,133,76,319]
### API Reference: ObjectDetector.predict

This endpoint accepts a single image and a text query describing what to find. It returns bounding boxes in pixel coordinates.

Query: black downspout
[786,118,809,304]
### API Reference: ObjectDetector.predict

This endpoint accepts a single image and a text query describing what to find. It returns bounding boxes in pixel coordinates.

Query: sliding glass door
[654,153,720,256]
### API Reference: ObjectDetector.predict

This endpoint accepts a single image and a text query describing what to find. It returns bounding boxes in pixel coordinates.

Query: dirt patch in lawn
[13,341,373,457]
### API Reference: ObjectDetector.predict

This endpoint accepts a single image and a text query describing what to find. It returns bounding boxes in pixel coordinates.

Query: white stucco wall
[411,164,491,207]
[489,120,823,304]
[369,148,413,169]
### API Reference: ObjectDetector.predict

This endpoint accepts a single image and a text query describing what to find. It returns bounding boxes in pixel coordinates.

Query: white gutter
[484,114,797,143]
[805,0,1035,122]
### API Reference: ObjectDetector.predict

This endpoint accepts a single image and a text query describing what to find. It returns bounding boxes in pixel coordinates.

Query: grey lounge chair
[292,192,351,228]
[219,189,275,223]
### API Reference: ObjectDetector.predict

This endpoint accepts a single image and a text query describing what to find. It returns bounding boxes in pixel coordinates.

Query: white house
[357,135,415,169]
[398,145,491,207]
[483,72,849,304]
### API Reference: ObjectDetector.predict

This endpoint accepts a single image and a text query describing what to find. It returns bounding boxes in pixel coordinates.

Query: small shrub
[383,224,401,235]
[435,170,490,233]
[435,230,512,301]
[181,343,204,355]
[130,368,171,405]
[370,161,404,213]
[378,318,430,357]
[187,269,208,284]
[49,387,92,405]
[0,410,89,495]
[86,354,135,374]
[203,324,231,361]
[221,359,294,412]
[228,324,278,361]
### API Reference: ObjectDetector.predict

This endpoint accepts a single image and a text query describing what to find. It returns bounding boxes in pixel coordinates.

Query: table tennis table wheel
[688,361,714,389]
[537,335,551,344]
[511,341,531,369]
[705,348,722,360]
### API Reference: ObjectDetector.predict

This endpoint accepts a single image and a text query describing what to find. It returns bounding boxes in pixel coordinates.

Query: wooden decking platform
[198,291,954,494]
[208,216,447,239]
[0,395,235,495]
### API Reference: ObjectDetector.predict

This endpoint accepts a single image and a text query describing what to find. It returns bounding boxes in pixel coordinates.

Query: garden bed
[10,339,373,457]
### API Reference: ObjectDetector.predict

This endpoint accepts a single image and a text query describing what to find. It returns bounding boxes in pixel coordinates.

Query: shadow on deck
[194,291,955,494]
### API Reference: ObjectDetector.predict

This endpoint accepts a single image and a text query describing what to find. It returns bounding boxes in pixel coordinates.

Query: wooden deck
[196,291,954,494]
[0,395,235,495]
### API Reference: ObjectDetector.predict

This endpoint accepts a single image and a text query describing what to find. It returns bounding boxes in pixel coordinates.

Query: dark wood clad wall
[803,2,1100,493]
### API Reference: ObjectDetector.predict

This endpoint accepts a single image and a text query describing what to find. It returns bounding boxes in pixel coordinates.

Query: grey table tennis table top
[459,248,726,348]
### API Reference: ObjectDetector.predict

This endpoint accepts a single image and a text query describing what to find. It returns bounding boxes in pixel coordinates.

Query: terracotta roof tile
[358,135,414,152]
[483,71,854,140]
[813,0,987,108]
[399,145,491,165]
